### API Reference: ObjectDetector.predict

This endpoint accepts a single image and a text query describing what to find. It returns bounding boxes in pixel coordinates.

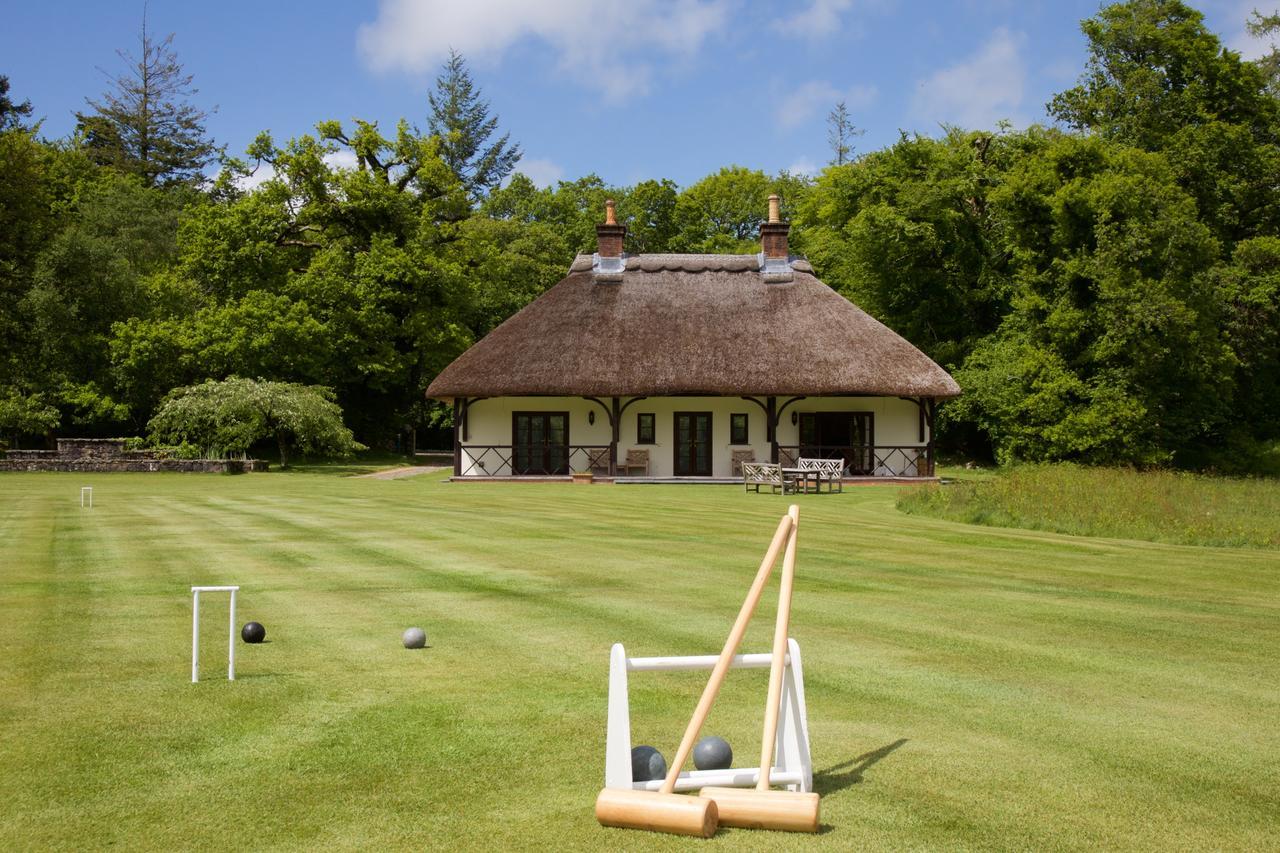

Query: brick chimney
[760,194,789,259]
[596,199,626,258]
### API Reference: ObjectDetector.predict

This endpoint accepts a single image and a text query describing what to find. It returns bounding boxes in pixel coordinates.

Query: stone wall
[0,458,268,473]
[0,437,268,473]
[56,438,128,458]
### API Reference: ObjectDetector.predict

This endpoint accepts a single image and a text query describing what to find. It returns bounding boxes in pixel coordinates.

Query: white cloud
[1223,0,1275,61]
[516,157,565,188]
[778,80,877,129]
[235,149,361,192]
[235,162,278,192]
[357,0,729,100]
[912,28,1028,130]
[772,0,854,37]
[323,150,361,171]
[786,157,820,177]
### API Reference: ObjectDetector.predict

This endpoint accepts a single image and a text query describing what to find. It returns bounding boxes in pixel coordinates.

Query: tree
[22,171,183,428]
[76,12,218,186]
[827,100,864,166]
[1048,0,1280,245]
[0,389,59,448]
[1248,10,1280,94]
[148,377,363,466]
[952,135,1233,466]
[671,167,810,253]
[0,75,33,130]
[797,129,1016,370]
[1049,0,1275,148]
[427,50,521,201]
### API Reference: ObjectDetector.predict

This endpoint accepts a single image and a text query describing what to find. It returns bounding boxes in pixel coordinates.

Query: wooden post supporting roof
[767,396,778,463]
[610,397,621,477]
[452,398,462,476]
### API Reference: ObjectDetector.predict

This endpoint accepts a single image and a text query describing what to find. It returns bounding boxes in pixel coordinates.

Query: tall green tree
[671,167,810,253]
[1246,10,1280,94]
[953,135,1232,465]
[75,14,218,186]
[798,130,1017,370]
[1049,0,1280,245]
[827,100,864,166]
[0,75,33,130]
[427,50,521,201]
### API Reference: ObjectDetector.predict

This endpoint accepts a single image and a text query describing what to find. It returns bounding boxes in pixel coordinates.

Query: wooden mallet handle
[658,514,794,795]
[757,504,800,790]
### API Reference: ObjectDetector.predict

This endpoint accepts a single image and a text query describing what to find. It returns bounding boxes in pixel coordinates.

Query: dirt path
[354,465,448,480]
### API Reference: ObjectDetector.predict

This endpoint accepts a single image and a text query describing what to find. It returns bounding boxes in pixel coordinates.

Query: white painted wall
[459,395,928,477]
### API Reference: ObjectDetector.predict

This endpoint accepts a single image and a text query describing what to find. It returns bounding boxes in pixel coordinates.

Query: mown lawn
[1,471,1277,851]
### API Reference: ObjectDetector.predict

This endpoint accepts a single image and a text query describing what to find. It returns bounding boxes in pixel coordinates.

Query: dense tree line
[1,0,1278,470]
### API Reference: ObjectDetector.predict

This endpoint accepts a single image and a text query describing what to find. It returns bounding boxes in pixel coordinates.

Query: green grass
[1,471,1278,850]
[901,463,1280,549]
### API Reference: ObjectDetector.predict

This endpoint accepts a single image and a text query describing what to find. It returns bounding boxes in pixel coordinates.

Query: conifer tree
[827,100,864,166]
[427,50,521,201]
[0,75,34,130]
[76,11,218,186]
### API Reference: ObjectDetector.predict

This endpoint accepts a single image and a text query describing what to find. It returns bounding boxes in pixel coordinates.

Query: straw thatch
[426,254,960,400]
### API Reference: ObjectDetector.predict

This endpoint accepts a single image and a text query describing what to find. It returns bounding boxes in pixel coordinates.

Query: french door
[674,412,712,476]
[512,412,569,475]
[798,412,874,474]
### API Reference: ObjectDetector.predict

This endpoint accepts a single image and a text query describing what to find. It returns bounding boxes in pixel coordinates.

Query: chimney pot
[761,194,789,259]
[596,200,626,260]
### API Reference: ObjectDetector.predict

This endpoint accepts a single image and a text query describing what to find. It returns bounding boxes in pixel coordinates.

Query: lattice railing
[458,445,611,476]
[776,445,932,477]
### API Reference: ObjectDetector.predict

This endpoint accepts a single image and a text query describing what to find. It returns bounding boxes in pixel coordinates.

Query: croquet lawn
[1,470,1277,851]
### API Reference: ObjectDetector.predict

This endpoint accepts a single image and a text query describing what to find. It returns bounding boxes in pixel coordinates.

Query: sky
[2,1,1275,189]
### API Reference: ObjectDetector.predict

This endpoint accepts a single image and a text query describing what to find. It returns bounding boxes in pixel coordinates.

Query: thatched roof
[427,254,960,400]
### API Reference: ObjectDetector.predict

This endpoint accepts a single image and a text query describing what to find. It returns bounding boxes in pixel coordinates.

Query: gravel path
[355,465,448,480]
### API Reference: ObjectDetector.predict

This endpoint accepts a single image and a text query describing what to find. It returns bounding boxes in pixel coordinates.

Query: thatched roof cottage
[427,197,959,481]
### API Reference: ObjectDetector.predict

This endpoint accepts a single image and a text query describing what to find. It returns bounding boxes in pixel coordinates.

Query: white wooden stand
[80,486,92,508]
[604,638,813,792]
[191,585,239,682]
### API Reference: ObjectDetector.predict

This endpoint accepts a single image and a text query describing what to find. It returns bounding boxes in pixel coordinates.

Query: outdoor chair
[618,448,650,476]
[731,449,756,477]
[584,447,611,475]
[742,461,796,495]
[797,457,845,493]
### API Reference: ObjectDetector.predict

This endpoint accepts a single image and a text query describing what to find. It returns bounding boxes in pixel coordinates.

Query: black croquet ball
[693,736,732,770]
[241,621,266,644]
[631,745,667,782]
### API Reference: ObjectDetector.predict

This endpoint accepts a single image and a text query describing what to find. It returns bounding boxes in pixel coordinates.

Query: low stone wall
[0,458,269,473]
[56,438,129,459]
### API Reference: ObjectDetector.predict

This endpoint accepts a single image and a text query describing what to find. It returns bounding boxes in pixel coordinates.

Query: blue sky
[3,1,1273,188]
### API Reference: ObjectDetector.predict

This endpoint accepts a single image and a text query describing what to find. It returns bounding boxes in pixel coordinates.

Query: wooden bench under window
[730,449,756,476]
[618,448,649,476]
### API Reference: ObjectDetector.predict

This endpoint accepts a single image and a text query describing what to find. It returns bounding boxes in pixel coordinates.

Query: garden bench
[618,448,650,476]
[797,457,845,493]
[742,461,796,494]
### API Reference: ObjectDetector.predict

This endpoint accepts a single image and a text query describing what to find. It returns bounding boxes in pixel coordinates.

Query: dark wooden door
[512,412,569,475]
[674,412,712,476]
[799,412,874,474]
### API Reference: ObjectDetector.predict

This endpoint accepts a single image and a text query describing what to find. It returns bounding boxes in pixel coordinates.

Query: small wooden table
[781,468,826,494]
